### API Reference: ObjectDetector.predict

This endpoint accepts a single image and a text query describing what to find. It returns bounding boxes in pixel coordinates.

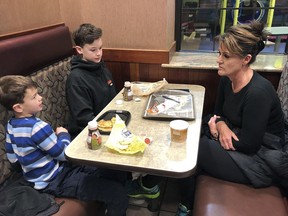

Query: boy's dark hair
[0,75,37,111]
[72,23,102,47]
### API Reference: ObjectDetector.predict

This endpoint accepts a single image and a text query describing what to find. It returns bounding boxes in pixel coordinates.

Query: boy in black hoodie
[66,23,116,138]
[66,23,162,207]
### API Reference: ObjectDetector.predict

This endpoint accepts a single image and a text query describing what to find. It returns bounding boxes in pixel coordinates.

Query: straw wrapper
[104,115,146,154]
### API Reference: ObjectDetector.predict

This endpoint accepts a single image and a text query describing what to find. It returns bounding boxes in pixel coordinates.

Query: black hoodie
[65,55,116,138]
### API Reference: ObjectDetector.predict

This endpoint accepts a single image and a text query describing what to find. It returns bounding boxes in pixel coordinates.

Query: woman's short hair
[215,20,268,64]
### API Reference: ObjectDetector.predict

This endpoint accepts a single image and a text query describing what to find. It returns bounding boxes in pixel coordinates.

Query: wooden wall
[1,0,175,51]
[0,0,62,34]
[106,61,282,116]
[1,0,176,72]
[0,0,282,117]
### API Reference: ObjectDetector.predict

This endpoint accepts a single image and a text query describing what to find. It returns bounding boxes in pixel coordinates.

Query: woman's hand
[216,121,238,151]
[208,115,219,139]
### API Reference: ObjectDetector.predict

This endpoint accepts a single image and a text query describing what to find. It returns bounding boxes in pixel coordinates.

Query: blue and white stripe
[5,116,70,190]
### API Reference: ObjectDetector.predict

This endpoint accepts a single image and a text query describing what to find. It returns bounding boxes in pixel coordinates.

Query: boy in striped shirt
[0,75,128,216]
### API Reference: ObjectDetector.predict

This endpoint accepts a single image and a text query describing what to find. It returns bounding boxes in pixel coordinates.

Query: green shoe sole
[128,191,160,199]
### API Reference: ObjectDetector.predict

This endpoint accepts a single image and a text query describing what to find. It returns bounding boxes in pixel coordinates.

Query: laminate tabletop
[65,83,205,178]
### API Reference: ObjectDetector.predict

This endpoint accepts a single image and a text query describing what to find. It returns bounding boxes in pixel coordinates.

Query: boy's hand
[56,127,68,135]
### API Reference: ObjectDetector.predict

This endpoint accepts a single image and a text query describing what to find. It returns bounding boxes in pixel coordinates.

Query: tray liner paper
[104,115,146,154]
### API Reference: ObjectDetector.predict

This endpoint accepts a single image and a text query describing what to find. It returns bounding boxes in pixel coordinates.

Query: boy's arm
[66,84,95,130]
[32,121,71,161]
[5,134,22,174]
[5,132,18,164]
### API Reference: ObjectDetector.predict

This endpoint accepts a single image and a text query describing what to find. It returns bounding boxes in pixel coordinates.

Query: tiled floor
[126,178,181,216]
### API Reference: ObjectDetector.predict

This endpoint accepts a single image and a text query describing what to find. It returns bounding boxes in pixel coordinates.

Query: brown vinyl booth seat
[193,60,288,216]
[0,24,103,216]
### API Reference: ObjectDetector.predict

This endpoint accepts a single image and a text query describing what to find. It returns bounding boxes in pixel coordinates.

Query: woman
[176,20,286,216]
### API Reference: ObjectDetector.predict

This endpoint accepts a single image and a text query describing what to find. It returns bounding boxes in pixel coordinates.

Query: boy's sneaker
[126,176,160,199]
[175,203,192,216]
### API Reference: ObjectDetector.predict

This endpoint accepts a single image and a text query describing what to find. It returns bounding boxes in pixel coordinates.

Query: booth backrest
[0,23,74,76]
[277,59,288,143]
[0,23,74,185]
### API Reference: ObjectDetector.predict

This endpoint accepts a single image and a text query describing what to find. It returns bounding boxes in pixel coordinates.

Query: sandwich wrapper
[131,78,168,96]
[104,114,146,154]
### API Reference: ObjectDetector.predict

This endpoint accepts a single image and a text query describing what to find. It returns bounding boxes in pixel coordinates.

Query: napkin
[104,115,146,154]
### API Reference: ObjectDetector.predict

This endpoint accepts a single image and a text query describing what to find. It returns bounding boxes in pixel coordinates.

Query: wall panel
[1,0,175,60]
[78,0,174,50]
[0,0,61,35]
[105,62,281,116]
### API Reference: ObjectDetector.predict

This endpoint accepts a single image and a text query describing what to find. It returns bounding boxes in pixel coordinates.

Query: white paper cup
[169,120,189,143]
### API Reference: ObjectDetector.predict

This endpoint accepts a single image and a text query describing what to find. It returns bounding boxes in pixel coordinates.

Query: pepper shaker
[123,81,133,101]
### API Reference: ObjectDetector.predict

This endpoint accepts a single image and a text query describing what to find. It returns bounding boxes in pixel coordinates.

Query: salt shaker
[87,121,102,150]
[123,81,133,101]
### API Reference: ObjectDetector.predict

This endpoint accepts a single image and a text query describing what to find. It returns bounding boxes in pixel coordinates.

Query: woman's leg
[198,136,250,184]
[178,136,250,212]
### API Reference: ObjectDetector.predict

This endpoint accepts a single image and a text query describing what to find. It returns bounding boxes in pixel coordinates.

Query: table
[265,26,288,53]
[65,83,205,178]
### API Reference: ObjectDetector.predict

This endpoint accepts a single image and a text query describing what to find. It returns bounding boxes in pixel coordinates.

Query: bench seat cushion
[193,175,288,216]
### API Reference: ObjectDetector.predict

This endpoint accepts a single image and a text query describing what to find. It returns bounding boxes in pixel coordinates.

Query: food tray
[143,89,195,120]
[96,110,131,134]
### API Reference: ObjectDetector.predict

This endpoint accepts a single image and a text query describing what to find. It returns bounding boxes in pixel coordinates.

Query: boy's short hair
[0,75,37,111]
[72,23,102,47]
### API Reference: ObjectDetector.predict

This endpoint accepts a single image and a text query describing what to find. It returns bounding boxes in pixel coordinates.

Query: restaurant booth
[0,0,287,215]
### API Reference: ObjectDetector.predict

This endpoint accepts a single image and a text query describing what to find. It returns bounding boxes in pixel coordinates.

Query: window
[175,0,288,54]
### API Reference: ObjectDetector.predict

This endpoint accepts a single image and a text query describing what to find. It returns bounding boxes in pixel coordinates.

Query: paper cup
[169,120,189,143]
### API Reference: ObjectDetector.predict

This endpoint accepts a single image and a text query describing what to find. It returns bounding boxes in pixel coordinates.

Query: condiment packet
[144,136,153,145]
[140,133,153,145]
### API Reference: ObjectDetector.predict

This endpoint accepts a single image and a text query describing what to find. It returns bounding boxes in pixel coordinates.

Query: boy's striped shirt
[5,116,70,189]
